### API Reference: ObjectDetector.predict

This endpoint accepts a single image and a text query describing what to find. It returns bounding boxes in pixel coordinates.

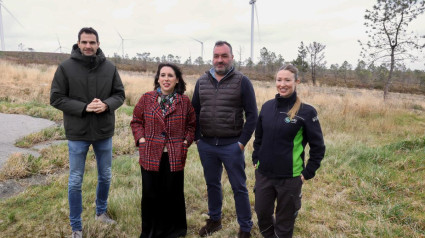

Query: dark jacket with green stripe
[252,91,325,180]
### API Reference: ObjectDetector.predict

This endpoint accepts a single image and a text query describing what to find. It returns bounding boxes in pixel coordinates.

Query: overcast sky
[1,0,425,69]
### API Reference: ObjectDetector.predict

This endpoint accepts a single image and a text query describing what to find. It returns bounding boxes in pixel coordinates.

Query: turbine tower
[249,0,259,61]
[191,37,204,60]
[0,1,4,50]
[0,0,24,51]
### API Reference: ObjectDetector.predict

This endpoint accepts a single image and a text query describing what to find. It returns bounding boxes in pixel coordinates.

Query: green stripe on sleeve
[293,127,304,177]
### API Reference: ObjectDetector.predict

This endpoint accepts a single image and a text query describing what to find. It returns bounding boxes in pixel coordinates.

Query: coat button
[161,132,166,136]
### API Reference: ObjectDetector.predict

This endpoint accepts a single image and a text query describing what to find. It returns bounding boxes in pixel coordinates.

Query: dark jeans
[140,153,187,238]
[197,140,253,232]
[254,170,302,238]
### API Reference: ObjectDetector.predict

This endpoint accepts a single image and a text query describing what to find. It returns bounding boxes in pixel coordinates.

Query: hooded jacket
[252,91,325,180]
[50,44,125,141]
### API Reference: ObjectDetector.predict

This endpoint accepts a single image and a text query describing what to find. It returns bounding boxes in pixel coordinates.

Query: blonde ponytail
[288,96,301,120]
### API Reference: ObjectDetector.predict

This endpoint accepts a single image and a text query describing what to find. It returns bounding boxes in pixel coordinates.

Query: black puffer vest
[198,70,244,138]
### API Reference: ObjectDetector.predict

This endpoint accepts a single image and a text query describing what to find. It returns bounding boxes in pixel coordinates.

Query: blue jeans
[197,139,253,232]
[68,137,113,231]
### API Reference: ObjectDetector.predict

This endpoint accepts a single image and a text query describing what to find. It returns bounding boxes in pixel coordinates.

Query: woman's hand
[183,140,188,144]
[139,137,146,143]
[301,174,305,183]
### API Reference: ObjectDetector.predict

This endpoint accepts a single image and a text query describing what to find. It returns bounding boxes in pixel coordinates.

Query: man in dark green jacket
[50,27,125,238]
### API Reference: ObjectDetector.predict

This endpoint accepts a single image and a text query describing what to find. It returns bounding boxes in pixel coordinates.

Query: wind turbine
[0,0,24,51]
[55,35,65,53]
[249,0,260,61]
[116,31,131,58]
[191,37,204,60]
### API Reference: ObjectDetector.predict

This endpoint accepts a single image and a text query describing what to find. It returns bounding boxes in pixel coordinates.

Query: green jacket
[50,44,125,141]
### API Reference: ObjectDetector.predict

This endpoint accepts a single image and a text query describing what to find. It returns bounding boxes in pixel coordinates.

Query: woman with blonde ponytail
[252,64,325,238]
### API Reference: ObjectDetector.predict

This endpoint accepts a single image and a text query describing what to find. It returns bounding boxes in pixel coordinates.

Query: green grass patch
[117,104,135,116]
[345,137,425,236]
[393,113,423,126]
[15,125,65,148]
[0,100,62,121]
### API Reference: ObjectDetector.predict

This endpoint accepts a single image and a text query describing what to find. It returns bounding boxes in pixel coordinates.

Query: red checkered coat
[130,91,196,172]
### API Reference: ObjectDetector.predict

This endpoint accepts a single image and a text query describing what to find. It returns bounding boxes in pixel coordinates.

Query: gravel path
[0,113,56,167]
[0,113,61,199]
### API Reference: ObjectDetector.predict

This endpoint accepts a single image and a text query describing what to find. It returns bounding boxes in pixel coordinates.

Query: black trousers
[254,170,302,238]
[140,152,187,238]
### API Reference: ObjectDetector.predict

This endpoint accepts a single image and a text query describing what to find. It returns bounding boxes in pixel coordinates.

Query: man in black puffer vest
[192,41,258,238]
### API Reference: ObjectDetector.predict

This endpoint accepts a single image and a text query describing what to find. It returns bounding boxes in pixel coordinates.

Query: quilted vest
[198,71,244,138]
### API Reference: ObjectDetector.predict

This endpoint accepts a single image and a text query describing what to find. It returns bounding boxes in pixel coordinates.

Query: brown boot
[199,218,222,237]
[238,229,251,238]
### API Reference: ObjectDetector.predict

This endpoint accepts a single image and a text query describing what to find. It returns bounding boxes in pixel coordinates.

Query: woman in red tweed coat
[131,63,196,238]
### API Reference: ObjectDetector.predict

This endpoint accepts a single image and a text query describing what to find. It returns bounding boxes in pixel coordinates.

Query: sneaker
[71,230,82,238]
[95,213,117,224]
[199,218,222,237]
[238,229,251,238]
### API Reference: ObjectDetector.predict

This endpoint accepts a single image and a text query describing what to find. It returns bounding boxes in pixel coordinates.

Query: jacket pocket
[64,114,88,136]
[97,112,115,134]
[138,141,147,160]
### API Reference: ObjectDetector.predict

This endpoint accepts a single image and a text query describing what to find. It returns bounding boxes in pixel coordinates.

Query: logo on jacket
[312,116,319,122]
[284,117,297,124]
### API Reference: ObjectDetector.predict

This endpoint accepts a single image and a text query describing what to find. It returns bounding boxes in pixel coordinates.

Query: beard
[214,64,232,76]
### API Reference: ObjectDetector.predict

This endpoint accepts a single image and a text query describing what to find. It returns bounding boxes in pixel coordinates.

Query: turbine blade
[190,37,202,44]
[2,4,24,28]
[116,31,123,39]
[255,3,261,42]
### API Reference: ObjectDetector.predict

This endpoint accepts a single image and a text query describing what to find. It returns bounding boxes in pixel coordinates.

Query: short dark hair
[78,27,99,42]
[154,63,186,95]
[214,40,233,55]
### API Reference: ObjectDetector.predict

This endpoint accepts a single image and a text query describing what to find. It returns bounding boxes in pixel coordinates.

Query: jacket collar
[275,91,297,108]
[149,91,183,120]
[70,44,106,69]
[207,66,235,82]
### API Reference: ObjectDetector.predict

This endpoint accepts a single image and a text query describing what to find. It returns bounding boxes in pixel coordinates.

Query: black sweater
[252,92,325,180]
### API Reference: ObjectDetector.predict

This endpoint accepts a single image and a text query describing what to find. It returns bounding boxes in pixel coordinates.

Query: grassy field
[0,59,424,237]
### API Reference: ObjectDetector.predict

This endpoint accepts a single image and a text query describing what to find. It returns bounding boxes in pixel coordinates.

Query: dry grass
[0,59,424,237]
[0,60,55,104]
[0,143,68,181]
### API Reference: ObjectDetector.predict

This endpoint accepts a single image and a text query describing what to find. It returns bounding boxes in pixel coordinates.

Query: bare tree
[359,0,425,100]
[306,42,326,86]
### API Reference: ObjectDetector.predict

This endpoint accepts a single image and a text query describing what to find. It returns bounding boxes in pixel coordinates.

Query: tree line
[114,0,425,98]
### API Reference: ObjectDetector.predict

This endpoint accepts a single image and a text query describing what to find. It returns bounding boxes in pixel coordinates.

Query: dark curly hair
[154,63,186,95]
